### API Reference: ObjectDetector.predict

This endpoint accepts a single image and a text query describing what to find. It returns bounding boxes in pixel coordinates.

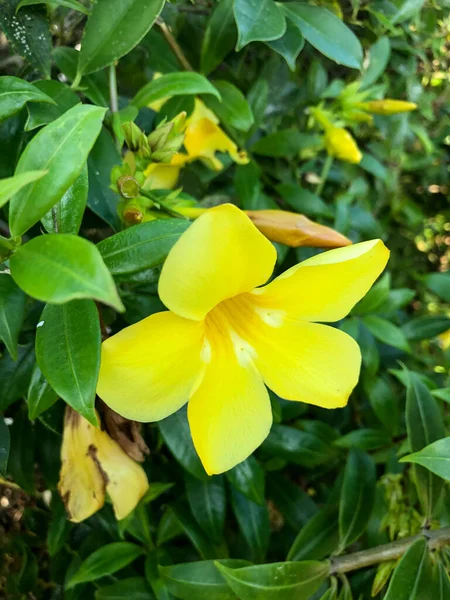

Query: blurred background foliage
[0,0,449,599]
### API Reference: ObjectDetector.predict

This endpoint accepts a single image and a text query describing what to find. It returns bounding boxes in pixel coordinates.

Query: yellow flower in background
[58,407,149,522]
[97,204,389,475]
[439,329,450,350]
[358,100,417,116]
[324,126,362,164]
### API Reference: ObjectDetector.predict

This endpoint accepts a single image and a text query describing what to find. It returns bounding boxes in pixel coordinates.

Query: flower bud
[122,121,151,158]
[245,210,352,248]
[147,112,187,163]
[324,126,362,164]
[117,175,140,199]
[358,100,417,115]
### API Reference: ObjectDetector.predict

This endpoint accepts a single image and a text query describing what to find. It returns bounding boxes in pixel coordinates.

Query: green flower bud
[117,176,141,199]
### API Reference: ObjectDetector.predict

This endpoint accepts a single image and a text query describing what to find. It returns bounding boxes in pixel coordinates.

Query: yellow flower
[97,204,389,475]
[58,407,149,522]
[439,329,450,350]
[358,100,417,116]
[324,126,362,164]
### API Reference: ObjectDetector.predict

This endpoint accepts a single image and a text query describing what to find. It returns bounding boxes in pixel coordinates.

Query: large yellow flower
[97,204,389,475]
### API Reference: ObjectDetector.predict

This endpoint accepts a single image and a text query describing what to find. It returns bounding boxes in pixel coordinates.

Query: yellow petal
[58,409,105,523]
[143,162,182,190]
[97,311,205,421]
[253,239,389,322]
[439,329,450,350]
[92,427,149,520]
[252,319,361,408]
[188,311,272,475]
[159,204,277,320]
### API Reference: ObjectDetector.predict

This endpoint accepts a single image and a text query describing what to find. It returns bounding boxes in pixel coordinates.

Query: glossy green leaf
[66,542,145,589]
[10,235,124,312]
[0,76,54,123]
[334,429,391,451]
[0,344,35,412]
[361,37,391,89]
[41,165,88,235]
[76,0,165,76]
[436,562,450,598]
[276,183,331,217]
[25,80,80,131]
[266,21,304,71]
[287,507,339,561]
[401,436,450,481]
[216,560,329,600]
[263,424,336,467]
[401,315,450,342]
[231,489,269,563]
[17,0,90,14]
[35,300,101,425]
[234,0,286,51]
[160,560,250,600]
[96,577,154,600]
[133,72,220,109]
[186,473,226,544]
[98,219,190,276]
[362,315,410,352]
[353,273,391,315]
[252,129,314,158]
[0,273,26,360]
[0,416,10,476]
[201,0,236,75]
[339,450,376,549]
[281,4,362,69]
[0,170,48,209]
[170,501,223,560]
[144,552,172,600]
[9,104,106,236]
[391,0,426,24]
[226,456,265,505]
[405,370,445,518]
[384,538,432,600]
[267,473,318,530]
[47,493,72,557]
[7,405,35,492]
[27,364,58,420]
[432,388,450,404]
[424,272,450,302]
[206,80,254,131]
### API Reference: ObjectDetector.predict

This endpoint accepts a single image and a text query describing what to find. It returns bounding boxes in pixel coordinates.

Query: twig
[109,62,119,114]
[315,154,333,196]
[330,527,450,575]
[156,18,194,72]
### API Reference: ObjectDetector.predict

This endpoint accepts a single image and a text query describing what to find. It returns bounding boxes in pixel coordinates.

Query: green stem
[139,189,189,220]
[109,62,119,114]
[0,235,15,251]
[71,71,82,90]
[315,154,333,196]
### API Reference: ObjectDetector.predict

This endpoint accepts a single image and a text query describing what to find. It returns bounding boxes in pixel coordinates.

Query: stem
[71,71,82,90]
[0,235,15,251]
[109,62,119,114]
[331,527,450,575]
[315,154,333,196]
[156,18,194,72]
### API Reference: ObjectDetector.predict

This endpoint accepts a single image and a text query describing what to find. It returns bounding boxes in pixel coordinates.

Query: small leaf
[0,170,48,209]
[77,0,165,76]
[201,0,237,75]
[47,493,72,557]
[252,130,316,158]
[9,104,106,237]
[231,489,269,563]
[96,577,154,600]
[0,273,26,360]
[276,184,332,217]
[360,37,391,89]
[133,72,221,110]
[266,21,305,71]
[281,4,362,69]
[339,450,376,550]
[206,80,254,131]
[384,538,432,600]
[226,456,265,505]
[0,344,35,412]
[10,234,124,312]
[216,560,330,600]
[362,315,410,352]
[0,416,10,476]
[98,219,190,276]
[35,300,101,425]
[424,272,450,302]
[171,501,224,560]
[233,0,286,51]
[25,79,80,132]
[41,165,88,235]
[263,424,336,467]
[27,364,58,420]
[186,473,226,544]
[7,405,35,492]
[401,316,450,342]
[391,0,426,24]
[287,507,339,561]
[334,429,391,451]
[401,437,450,481]
[17,0,90,14]
[66,542,145,589]
[267,473,318,531]
[0,76,54,123]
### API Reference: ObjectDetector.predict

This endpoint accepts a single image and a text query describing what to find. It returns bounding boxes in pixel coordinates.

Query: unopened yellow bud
[245,210,352,248]
[324,127,362,164]
[359,99,417,115]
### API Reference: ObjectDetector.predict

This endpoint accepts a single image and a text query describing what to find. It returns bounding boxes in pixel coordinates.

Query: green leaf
[226,456,265,505]
[0,170,48,210]
[27,364,58,420]
[76,0,165,77]
[360,37,391,89]
[353,273,390,315]
[7,405,35,492]
[206,80,254,131]
[362,315,410,352]
[96,577,154,600]
[339,450,376,549]
[159,407,208,480]
[401,437,450,481]
[0,273,26,360]
[41,165,88,235]
[263,424,336,467]
[201,0,237,75]
[233,0,286,51]
[432,388,450,404]
[98,219,190,276]
[424,272,450,302]
[0,416,10,476]
[35,300,101,425]
[17,0,90,14]
[25,80,80,132]
[281,4,362,69]
[267,473,318,530]
[216,560,330,600]
[234,162,262,210]
[0,76,55,123]
[405,370,445,518]
[276,184,332,217]
[334,429,391,451]
[171,501,223,560]
[10,234,124,312]
[384,538,432,600]
[160,560,250,600]
[144,552,172,600]
[401,316,450,342]
[47,493,72,557]
[266,21,304,71]
[391,0,426,24]
[66,542,145,589]
[437,562,450,599]
[231,489,269,563]
[186,473,226,544]
[0,344,35,411]
[287,507,339,561]
[252,129,313,158]
[133,72,221,110]
[9,104,106,236]
[0,2,51,78]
